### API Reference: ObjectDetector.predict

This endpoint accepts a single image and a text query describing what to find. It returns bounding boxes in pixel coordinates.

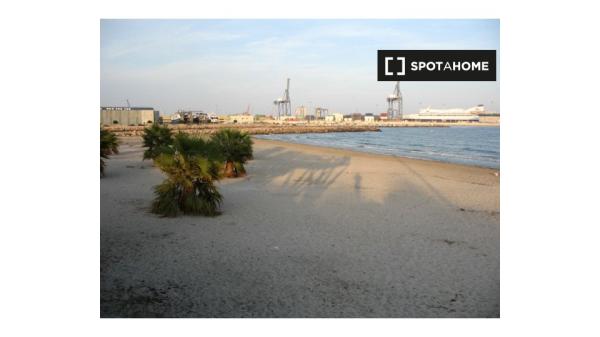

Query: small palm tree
[151,133,222,217]
[100,128,119,177]
[142,124,173,160]
[211,128,253,178]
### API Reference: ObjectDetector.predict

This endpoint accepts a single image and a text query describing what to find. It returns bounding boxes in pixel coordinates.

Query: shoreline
[252,137,500,171]
[118,135,500,171]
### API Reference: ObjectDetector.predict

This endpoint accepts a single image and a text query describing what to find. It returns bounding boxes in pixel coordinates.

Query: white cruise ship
[402,105,486,122]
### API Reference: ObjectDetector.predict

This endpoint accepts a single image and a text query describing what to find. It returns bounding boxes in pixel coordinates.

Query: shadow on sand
[101,141,500,318]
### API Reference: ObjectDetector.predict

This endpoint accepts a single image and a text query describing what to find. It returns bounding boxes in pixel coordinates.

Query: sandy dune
[101,137,499,317]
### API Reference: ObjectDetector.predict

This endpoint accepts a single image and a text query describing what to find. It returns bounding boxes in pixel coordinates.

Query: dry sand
[101,137,499,317]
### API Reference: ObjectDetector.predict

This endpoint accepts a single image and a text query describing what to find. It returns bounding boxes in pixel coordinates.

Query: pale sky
[101,19,500,116]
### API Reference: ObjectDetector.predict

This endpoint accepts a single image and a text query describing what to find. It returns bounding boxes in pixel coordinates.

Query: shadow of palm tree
[240,144,352,205]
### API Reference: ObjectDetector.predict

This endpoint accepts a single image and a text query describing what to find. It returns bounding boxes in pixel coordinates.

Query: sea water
[255,126,500,169]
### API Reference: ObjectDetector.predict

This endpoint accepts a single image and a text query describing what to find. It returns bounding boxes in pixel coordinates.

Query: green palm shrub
[142,124,173,160]
[151,133,222,217]
[100,128,120,176]
[211,128,253,178]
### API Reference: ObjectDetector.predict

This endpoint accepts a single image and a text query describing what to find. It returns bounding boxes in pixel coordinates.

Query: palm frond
[142,124,173,160]
[210,128,253,177]
[151,181,181,217]
[150,133,223,217]
[100,128,120,176]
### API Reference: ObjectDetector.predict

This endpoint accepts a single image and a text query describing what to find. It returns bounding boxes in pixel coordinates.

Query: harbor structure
[386,81,403,119]
[295,106,309,119]
[273,78,292,119]
[315,107,329,118]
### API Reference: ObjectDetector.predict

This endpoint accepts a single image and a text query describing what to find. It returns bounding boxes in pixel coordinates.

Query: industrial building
[315,107,328,118]
[101,107,159,126]
[174,110,210,124]
[295,106,309,119]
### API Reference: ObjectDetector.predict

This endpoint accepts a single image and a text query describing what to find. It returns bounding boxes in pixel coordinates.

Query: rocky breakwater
[104,123,381,137]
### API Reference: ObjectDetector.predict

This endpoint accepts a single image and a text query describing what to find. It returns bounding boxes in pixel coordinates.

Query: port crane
[273,78,291,119]
[386,81,403,119]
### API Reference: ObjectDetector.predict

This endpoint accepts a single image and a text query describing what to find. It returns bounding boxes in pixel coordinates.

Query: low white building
[324,113,345,123]
[228,114,255,124]
[332,113,344,122]
[364,115,375,123]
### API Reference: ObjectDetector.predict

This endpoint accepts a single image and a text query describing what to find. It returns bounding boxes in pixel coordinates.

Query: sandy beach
[101,137,499,317]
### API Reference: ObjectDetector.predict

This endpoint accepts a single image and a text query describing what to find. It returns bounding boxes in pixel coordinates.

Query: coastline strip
[252,138,500,172]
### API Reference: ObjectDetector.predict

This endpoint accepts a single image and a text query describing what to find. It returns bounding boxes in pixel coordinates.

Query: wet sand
[101,137,499,317]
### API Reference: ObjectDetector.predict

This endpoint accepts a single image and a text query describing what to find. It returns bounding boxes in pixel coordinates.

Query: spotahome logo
[378,50,496,81]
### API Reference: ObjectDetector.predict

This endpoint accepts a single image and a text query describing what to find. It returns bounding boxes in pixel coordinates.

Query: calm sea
[255,126,500,169]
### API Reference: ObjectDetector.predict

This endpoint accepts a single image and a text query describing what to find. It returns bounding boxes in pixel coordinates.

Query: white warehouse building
[101,107,159,126]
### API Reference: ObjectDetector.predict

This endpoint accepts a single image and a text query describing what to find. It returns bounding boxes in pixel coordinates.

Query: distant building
[403,105,482,122]
[170,112,183,123]
[205,113,220,123]
[160,115,172,124]
[295,106,309,118]
[343,115,352,122]
[228,114,255,124]
[364,113,375,123]
[315,107,328,118]
[332,113,344,122]
[101,107,158,126]
[195,113,210,123]
[176,110,210,124]
[351,113,363,121]
[379,112,389,121]
[324,113,345,123]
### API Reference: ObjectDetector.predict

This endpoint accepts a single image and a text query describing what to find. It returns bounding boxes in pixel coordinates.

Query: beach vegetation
[151,133,222,217]
[100,128,120,176]
[142,124,174,160]
[210,128,253,178]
